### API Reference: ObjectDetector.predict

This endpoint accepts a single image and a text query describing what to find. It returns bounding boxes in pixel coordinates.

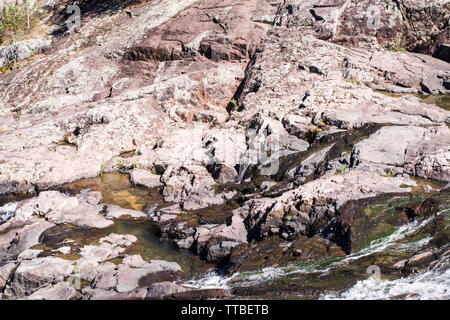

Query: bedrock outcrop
[0,0,449,200]
[0,0,449,300]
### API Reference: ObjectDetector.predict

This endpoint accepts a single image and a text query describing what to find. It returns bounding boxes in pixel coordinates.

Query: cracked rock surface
[0,0,449,300]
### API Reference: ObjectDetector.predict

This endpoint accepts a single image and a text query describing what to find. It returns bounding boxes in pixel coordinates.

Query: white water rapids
[324,255,450,300]
[1,197,447,299]
[324,209,450,300]
[0,202,17,223]
[183,208,450,299]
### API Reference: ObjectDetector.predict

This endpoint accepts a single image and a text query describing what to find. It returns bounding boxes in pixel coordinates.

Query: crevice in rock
[225,49,260,114]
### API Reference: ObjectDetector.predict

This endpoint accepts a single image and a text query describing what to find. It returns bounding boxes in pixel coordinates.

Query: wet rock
[327,189,450,255]
[130,169,163,189]
[153,204,247,262]
[436,43,450,63]
[229,235,345,274]
[406,251,436,269]
[401,198,441,221]
[327,197,403,254]
[0,0,448,300]
[195,215,248,262]
[237,170,415,241]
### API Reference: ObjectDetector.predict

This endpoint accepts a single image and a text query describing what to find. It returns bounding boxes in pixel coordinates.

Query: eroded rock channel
[0,0,449,300]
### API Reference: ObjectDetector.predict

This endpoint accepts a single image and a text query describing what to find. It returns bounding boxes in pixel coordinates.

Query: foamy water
[323,255,450,300]
[183,270,234,289]
[182,209,449,299]
[182,266,297,290]
[0,202,17,223]
[341,212,441,263]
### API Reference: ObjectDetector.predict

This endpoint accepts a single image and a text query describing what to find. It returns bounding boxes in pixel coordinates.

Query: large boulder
[10,190,113,228]
[0,220,55,263]
[352,125,450,182]
[116,257,182,293]
[130,169,163,189]
[6,257,74,297]
[161,164,234,210]
[26,281,78,300]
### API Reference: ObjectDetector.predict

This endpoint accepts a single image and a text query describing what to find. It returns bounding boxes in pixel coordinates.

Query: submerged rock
[229,235,345,274]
